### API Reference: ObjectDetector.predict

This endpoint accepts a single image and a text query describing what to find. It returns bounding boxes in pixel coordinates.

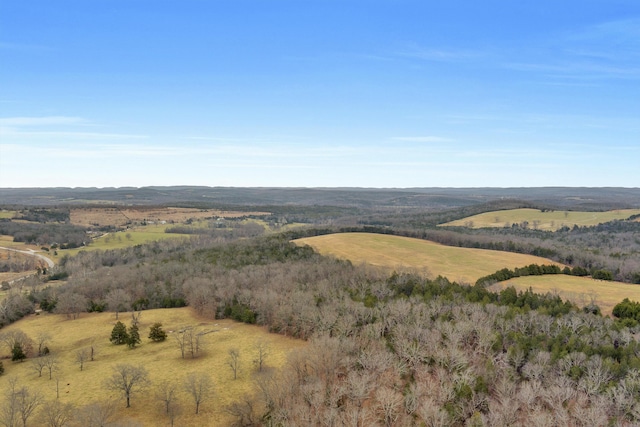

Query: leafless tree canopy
[183,372,213,415]
[104,364,150,408]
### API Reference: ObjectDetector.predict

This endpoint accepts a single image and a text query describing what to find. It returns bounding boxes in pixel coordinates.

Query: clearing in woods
[490,275,640,316]
[439,208,640,231]
[293,232,564,284]
[0,307,305,427]
[69,206,269,228]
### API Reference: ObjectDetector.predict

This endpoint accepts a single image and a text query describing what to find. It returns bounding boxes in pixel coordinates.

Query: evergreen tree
[110,321,129,345]
[148,322,167,342]
[11,342,27,362]
[127,323,141,348]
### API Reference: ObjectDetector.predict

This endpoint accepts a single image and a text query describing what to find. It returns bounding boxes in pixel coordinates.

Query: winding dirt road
[0,246,55,268]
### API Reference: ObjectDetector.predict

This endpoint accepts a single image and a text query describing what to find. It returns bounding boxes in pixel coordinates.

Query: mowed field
[439,208,640,231]
[293,232,564,284]
[0,307,305,427]
[490,275,640,316]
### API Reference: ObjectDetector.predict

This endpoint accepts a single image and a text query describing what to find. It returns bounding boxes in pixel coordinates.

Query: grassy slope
[490,275,640,316]
[0,308,305,427]
[439,208,640,231]
[52,225,190,259]
[294,232,564,284]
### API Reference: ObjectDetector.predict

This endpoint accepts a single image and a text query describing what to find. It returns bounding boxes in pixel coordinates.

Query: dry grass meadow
[490,275,640,316]
[293,232,564,284]
[439,208,640,231]
[0,307,305,426]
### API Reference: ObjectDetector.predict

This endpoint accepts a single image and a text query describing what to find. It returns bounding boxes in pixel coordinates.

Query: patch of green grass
[0,210,17,219]
[294,232,564,284]
[54,226,190,258]
[439,208,640,231]
[490,275,640,316]
[0,307,305,426]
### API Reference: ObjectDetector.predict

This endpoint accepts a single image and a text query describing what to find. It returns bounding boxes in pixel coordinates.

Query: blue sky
[1,0,638,188]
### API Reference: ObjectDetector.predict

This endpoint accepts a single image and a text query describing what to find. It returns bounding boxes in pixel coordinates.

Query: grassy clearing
[294,232,563,284]
[0,307,305,426]
[439,208,640,231]
[52,225,190,259]
[0,210,16,219]
[490,275,640,316]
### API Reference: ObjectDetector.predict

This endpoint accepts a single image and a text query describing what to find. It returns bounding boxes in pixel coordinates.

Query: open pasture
[439,208,640,231]
[0,307,305,427]
[490,275,640,316]
[293,232,564,284]
[0,210,16,219]
[52,225,191,259]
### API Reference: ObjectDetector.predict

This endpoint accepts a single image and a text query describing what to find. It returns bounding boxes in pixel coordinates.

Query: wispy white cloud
[1,130,149,140]
[0,116,149,141]
[391,136,453,143]
[397,44,484,62]
[503,18,640,81]
[0,116,86,126]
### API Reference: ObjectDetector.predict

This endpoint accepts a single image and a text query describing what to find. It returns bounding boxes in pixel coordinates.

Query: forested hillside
[0,233,638,425]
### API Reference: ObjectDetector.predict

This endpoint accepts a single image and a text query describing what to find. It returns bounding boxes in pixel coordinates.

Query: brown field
[293,232,564,284]
[0,307,305,426]
[70,207,270,228]
[490,275,640,316]
[439,208,640,231]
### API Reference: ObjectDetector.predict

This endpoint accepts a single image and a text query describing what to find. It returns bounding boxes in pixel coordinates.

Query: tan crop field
[0,307,305,427]
[293,232,564,284]
[490,275,640,316]
[439,208,640,231]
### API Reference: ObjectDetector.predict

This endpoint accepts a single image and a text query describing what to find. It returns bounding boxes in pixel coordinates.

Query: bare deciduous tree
[1,330,34,358]
[375,387,403,427]
[75,399,117,427]
[39,399,74,427]
[105,289,131,321]
[252,340,270,372]
[183,372,213,415]
[227,348,240,380]
[155,381,177,415]
[54,291,87,320]
[1,378,42,427]
[35,332,51,357]
[174,327,206,359]
[75,348,90,371]
[43,355,58,380]
[31,357,47,378]
[105,364,150,408]
[225,396,257,427]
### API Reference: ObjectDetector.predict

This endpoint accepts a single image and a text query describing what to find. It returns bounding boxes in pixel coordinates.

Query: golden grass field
[490,275,640,316]
[0,210,16,219]
[439,208,640,231]
[293,232,564,284]
[0,307,305,426]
